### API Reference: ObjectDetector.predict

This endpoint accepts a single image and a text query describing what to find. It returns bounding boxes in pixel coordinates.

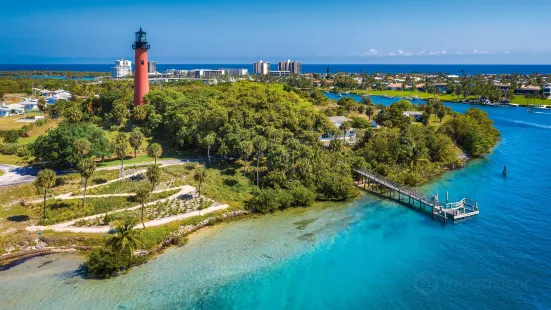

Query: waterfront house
[431,83,448,93]
[320,116,356,142]
[494,83,510,92]
[386,83,403,91]
[403,111,423,122]
[515,85,540,95]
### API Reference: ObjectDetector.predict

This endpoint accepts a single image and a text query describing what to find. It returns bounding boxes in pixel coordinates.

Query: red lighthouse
[132,28,150,106]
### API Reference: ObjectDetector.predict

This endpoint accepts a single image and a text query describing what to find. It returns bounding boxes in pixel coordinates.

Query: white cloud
[364,49,379,56]
[356,48,501,57]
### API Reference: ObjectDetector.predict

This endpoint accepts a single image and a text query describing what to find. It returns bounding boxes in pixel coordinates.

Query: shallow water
[1,103,551,309]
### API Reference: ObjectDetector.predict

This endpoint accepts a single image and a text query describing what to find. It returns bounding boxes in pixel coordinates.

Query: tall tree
[437,108,446,123]
[145,165,161,191]
[31,123,111,168]
[34,169,56,220]
[339,121,352,141]
[365,105,374,120]
[128,128,144,158]
[113,133,128,177]
[37,97,47,112]
[106,216,144,257]
[253,136,267,187]
[135,187,152,229]
[239,140,254,171]
[200,132,216,165]
[78,157,96,207]
[194,167,207,198]
[147,143,162,164]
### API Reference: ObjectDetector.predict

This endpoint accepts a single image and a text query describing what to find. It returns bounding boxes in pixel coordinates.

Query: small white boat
[532,105,548,110]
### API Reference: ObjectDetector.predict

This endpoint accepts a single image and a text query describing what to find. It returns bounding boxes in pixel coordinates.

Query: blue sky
[1,0,550,64]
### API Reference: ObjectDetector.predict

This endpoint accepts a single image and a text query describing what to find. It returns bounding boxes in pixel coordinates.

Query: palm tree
[113,133,128,177]
[145,164,161,191]
[194,167,207,197]
[106,216,144,257]
[135,188,152,229]
[34,169,56,220]
[147,143,163,165]
[253,136,267,187]
[78,157,96,207]
[201,132,216,165]
[339,121,352,142]
[128,128,144,158]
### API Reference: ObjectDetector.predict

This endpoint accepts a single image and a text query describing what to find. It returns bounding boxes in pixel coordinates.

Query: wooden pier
[353,169,479,223]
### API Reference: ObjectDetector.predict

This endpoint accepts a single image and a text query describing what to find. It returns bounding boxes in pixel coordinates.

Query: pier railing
[353,168,440,207]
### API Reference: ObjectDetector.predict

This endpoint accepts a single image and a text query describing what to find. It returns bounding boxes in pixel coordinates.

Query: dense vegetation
[21,80,500,213]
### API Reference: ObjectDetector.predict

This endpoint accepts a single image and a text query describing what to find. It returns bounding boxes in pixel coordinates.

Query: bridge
[353,169,479,223]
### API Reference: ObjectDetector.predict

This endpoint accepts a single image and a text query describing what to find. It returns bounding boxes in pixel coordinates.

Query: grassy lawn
[0,170,121,208]
[512,95,551,106]
[96,149,195,168]
[19,119,61,145]
[188,163,254,208]
[0,112,44,131]
[350,89,551,106]
[0,154,30,165]
[0,183,38,207]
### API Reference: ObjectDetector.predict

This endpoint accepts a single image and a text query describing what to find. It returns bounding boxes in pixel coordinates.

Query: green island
[0,77,500,278]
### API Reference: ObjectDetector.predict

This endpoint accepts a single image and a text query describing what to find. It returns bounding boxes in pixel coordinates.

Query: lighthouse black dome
[132,28,150,50]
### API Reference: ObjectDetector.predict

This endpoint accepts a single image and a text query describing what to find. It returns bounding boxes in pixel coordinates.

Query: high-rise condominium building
[278,59,301,74]
[253,60,270,75]
[148,61,157,74]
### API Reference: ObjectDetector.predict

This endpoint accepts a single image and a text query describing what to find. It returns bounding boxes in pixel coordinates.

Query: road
[0,164,39,187]
[0,158,207,187]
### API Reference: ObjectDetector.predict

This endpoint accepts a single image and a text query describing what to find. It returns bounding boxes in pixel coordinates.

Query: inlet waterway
[1,98,551,309]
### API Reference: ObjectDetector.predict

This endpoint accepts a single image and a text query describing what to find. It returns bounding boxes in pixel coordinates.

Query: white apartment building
[111,58,132,78]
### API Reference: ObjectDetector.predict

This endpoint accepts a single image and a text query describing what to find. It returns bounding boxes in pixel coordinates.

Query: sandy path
[26,185,196,231]
[25,202,228,233]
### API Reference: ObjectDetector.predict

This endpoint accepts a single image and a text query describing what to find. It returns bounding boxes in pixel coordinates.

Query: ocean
[0,98,550,309]
[2,64,551,75]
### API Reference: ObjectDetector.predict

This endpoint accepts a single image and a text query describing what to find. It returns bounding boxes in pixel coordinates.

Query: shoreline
[0,143,489,273]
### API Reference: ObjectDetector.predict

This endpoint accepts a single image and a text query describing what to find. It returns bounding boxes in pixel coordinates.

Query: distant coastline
[2,64,551,75]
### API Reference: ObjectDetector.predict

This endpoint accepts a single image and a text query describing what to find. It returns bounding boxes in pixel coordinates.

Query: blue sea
[2,64,551,75]
[1,98,551,309]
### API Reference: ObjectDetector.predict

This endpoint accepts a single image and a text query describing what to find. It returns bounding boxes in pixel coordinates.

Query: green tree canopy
[32,122,111,168]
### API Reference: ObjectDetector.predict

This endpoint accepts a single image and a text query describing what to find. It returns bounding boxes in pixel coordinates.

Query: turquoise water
[1,104,551,309]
